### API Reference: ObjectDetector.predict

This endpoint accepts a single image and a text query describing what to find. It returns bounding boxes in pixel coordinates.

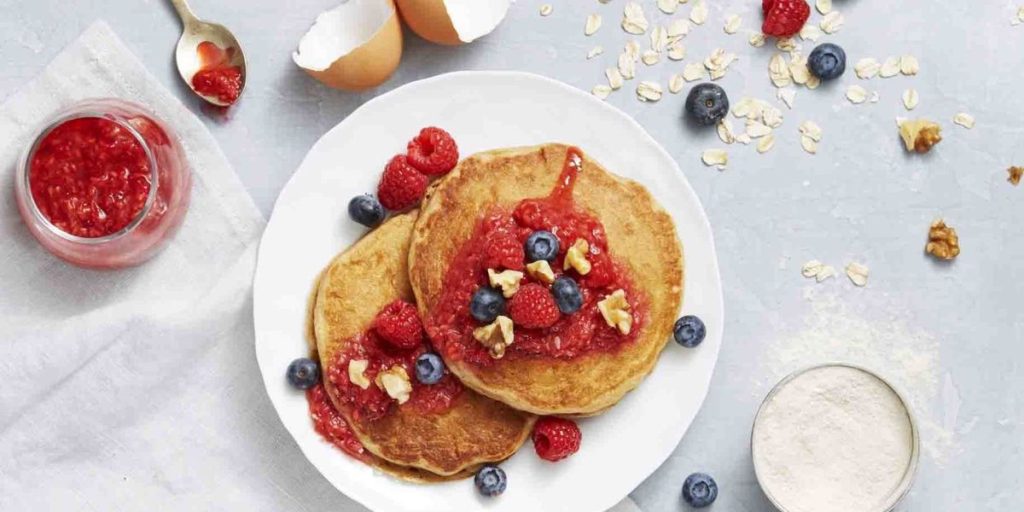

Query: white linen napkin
[0,21,642,512]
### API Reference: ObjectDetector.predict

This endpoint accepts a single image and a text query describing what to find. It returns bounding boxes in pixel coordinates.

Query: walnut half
[899,119,942,153]
[925,219,960,261]
[1008,166,1023,186]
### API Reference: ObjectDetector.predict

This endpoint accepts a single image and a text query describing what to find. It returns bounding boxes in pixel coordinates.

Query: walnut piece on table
[898,119,942,153]
[925,219,960,261]
[1009,166,1023,186]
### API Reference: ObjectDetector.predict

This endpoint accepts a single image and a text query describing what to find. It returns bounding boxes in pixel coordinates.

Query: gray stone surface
[2,0,1022,510]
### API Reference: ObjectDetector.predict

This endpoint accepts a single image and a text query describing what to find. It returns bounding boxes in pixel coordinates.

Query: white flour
[760,288,958,464]
[753,366,915,512]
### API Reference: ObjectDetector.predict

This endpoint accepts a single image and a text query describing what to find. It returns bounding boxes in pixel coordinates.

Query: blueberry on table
[347,194,385,228]
[525,230,560,262]
[474,465,507,497]
[286,358,319,390]
[674,315,706,348]
[415,352,445,385]
[551,276,583,314]
[682,472,718,508]
[470,287,506,323]
[808,43,847,80]
[685,83,730,126]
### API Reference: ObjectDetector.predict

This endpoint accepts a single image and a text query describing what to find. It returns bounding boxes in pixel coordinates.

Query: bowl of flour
[751,364,920,512]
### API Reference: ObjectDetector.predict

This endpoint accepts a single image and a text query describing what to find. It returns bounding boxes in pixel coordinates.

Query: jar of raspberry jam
[14,99,192,269]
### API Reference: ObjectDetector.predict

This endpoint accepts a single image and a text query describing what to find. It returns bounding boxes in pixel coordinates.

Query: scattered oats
[642,50,660,65]
[735,133,753,144]
[658,0,679,14]
[820,11,844,33]
[789,55,812,85]
[879,56,901,78]
[650,25,669,52]
[749,32,767,47]
[900,55,919,75]
[800,120,823,141]
[669,74,686,94]
[587,46,604,59]
[777,88,796,109]
[622,2,649,34]
[769,53,793,88]
[953,113,976,129]
[625,40,641,61]
[845,262,869,287]
[799,24,822,41]
[776,37,797,52]
[763,106,784,128]
[667,42,687,60]
[636,81,664,102]
[717,119,737,144]
[724,14,742,34]
[540,4,553,16]
[800,135,818,154]
[802,260,835,282]
[668,18,691,37]
[902,88,919,110]
[592,85,612,100]
[690,0,708,25]
[618,53,637,80]
[683,62,707,81]
[1015,6,1024,25]
[757,133,777,153]
[1008,166,1023,186]
[702,149,729,170]
[585,14,603,36]
[846,85,868,104]
[704,49,738,80]
[731,97,755,118]
[805,74,821,89]
[854,57,881,79]
[815,0,833,15]
[746,120,773,138]
[605,68,624,90]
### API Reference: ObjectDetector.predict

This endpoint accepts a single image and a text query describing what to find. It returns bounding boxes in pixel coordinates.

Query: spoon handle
[169,0,199,25]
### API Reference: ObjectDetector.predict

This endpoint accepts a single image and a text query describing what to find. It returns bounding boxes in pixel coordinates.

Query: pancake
[408,144,683,416]
[314,212,535,477]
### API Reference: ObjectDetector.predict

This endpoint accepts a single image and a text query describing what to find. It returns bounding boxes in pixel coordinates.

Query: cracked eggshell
[396,0,511,46]
[293,0,403,92]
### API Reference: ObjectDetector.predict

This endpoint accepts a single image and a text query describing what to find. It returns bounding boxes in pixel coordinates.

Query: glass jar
[14,99,192,269]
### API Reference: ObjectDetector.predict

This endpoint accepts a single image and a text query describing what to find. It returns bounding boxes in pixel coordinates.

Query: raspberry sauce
[191,42,243,105]
[306,383,370,462]
[28,117,152,238]
[326,328,463,423]
[427,148,648,367]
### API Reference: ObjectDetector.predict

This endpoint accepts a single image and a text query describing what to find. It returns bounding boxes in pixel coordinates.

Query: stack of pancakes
[309,144,683,481]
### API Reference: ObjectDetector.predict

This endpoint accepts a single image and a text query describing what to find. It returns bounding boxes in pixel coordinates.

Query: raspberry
[762,0,810,38]
[373,300,424,350]
[532,417,582,462]
[508,283,561,329]
[483,233,525,271]
[406,127,459,176]
[377,155,429,210]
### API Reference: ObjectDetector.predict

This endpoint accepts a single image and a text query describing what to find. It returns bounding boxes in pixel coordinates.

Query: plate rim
[253,70,725,512]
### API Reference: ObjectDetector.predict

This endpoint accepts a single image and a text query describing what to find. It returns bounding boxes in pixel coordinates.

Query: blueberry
[525,231,560,262]
[348,194,385,228]
[673,315,706,348]
[682,473,718,508]
[807,43,846,80]
[286,358,319,390]
[474,465,507,497]
[551,276,583,314]
[415,352,445,385]
[685,83,730,126]
[470,287,506,323]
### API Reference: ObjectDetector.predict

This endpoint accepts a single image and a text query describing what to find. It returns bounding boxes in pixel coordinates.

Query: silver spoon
[169,0,247,107]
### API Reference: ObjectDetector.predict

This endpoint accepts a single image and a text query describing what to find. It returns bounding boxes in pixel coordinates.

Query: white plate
[253,71,723,512]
